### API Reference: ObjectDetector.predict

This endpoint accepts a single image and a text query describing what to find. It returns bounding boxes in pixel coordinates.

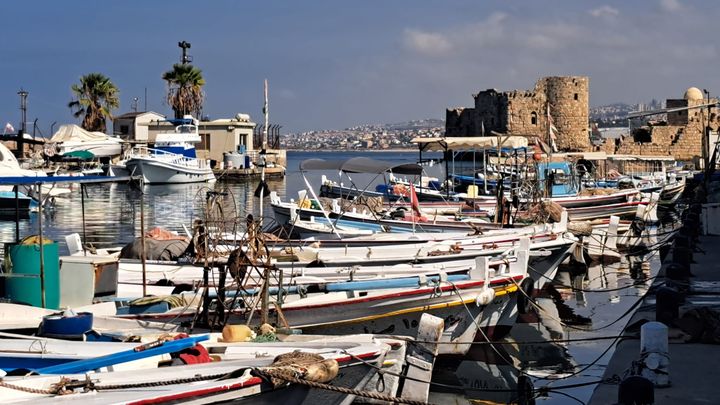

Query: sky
[1,0,718,135]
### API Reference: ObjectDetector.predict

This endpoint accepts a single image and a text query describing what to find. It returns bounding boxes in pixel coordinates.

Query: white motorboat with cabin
[124,116,215,184]
[46,124,122,159]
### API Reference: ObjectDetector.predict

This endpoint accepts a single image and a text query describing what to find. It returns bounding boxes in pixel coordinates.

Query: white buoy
[640,321,670,387]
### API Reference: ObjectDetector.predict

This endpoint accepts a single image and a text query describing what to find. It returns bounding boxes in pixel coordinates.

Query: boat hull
[58,142,122,159]
[125,157,215,184]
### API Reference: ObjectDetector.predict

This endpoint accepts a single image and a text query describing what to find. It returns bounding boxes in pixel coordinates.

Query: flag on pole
[546,104,559,153]
[410,184,421,216]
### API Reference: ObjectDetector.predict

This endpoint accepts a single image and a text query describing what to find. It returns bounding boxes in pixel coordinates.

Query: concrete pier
[589,233,720,404]
[214,166,286,180]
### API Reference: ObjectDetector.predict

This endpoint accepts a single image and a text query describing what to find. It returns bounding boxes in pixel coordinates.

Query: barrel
[4,238,60,309]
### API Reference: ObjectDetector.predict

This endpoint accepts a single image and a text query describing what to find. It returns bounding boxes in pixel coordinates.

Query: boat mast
[259,80,269,219]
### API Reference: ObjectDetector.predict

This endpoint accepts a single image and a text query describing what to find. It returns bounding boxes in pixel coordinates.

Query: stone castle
[446,76,590,151]
[446,76,717,162]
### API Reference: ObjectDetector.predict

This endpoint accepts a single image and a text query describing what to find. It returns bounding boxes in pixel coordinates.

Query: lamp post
[704,89,711,170]
[17,89,28,158]
[178,41,192,64]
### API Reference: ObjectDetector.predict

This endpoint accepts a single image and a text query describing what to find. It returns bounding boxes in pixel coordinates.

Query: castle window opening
[531,112,537,125]
[574,93,578,101]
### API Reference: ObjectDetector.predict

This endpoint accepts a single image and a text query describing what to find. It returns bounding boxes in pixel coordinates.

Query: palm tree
[162,63,205,119]
[68,73,120,132]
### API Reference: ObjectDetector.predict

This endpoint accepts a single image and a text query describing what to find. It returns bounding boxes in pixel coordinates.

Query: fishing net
[259,352,339,387]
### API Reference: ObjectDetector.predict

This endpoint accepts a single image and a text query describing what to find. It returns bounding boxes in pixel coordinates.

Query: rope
[255,367,434,405]
[0,379,71,396]
[91,372,229,391]
[400,334,639,346]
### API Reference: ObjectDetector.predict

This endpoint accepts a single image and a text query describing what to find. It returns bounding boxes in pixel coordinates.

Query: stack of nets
[318,196,384,214]
[578,188,619,196]
[518,200,564,224]
[567,221,594,236]
[257,352,339,387]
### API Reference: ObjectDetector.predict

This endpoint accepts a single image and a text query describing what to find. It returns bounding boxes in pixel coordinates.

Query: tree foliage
[162,63,205,119]
[68,73,120,132]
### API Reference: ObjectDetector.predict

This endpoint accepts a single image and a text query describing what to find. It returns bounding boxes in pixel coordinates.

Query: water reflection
[0,177,288,255]
[0,150,426,254]
[431,318,576,404]
[431,223,669,404]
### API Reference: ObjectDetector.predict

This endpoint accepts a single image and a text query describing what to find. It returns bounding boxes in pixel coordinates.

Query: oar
[31,334,210,375]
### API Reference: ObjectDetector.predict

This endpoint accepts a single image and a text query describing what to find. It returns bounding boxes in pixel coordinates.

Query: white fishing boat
[288,215,376,238]
[110,247,531,353]
[124,116,215,184]
[0,333,402,404]
[0,143,71,211]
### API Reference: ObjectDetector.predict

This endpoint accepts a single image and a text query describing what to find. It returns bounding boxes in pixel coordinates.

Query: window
[120,125,129,134]
[531,112,537,125]
[198,134,211,151]
[574,93,578,101]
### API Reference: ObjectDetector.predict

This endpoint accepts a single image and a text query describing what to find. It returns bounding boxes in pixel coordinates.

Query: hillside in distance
[282,103,656,150]
[283,118,444,150]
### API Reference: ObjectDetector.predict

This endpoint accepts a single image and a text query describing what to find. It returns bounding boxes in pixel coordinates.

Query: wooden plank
[400,313,443,402]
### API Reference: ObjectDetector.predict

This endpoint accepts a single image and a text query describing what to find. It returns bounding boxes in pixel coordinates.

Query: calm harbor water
[0,150,675,404]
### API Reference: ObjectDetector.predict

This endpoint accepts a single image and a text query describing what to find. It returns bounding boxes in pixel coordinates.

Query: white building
[112,112,256,163]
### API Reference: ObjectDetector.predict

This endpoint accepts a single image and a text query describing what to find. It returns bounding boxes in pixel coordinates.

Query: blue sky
[1,0,718,135]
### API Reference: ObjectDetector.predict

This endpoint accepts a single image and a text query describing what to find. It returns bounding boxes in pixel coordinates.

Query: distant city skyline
[1,0,718,136]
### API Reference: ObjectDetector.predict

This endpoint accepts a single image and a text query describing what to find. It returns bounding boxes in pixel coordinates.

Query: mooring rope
[0,378,72,396]
[253,368,435,405]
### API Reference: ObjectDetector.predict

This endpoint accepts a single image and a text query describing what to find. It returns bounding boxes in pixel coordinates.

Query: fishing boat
[0,143,71,211]
[124,116,215,184]
[109,246,532,353]
[0,333,403,404]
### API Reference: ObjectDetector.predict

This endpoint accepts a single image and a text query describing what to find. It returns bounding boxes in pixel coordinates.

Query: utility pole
[17,89,28,158]
[178,41,192,64]
[703,89,710,170]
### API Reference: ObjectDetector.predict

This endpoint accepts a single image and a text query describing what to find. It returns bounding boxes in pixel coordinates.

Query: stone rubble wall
[444,76,715,162]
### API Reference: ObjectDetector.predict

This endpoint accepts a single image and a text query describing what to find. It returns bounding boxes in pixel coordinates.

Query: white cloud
[589,5,620,18]
[660,0,683,12]
[402,29,452,56]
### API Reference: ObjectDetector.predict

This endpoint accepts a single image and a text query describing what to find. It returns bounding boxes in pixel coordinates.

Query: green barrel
[4,240,60,309]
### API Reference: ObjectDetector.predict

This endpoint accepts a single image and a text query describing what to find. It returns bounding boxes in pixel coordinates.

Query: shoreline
[286,149,422,153]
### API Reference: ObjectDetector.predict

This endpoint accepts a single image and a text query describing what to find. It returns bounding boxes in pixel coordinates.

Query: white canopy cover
[50,125,112,143]
[410,136,529,151]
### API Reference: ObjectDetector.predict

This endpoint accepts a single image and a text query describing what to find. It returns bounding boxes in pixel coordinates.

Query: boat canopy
[50,125,115,143]
[410,136,529,152]
[62,150,95,160]
[554,152,675,161]
[300,157,423,175]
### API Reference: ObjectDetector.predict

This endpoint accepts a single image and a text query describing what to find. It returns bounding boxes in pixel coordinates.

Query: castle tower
[543,76,589,151]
